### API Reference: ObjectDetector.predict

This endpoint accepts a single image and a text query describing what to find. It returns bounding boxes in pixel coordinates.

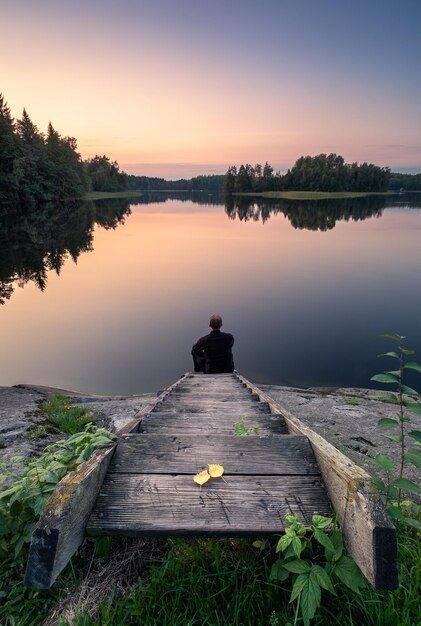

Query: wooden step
[87,474,332,537]
[108,434,320,475]
[170,390,256,398]
[139,414,288,435]
[154,401,271,414]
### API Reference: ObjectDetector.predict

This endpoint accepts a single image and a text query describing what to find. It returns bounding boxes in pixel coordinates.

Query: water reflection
[2,192,420,306]
[1,192,421,394]
[130,190,224,206]
[0,199,131,304]
[224,195,391,230]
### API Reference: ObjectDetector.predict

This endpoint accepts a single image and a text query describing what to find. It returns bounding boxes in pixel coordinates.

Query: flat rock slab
[0,385,155,464]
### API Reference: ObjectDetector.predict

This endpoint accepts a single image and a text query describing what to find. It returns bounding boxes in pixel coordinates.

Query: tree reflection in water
[2,191,419,305]
[0,199,131,305]
[224,195,390,230]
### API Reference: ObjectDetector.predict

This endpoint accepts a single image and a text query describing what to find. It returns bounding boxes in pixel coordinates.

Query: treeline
[225,154,392,194]
[389,172,421,191]
[0,94,127,207]
[127,174,224,192]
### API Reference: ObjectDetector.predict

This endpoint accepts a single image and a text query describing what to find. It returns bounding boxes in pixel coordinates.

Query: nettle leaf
[283,559,311,574]
[377,418,399,428]
[384,434,402,443]
[375,392,399,403]
[378,351,399,359]
[370,454,395,473]
[292,536,303,558]
[269,560,290,582]
[404,362,421,373]
[381,333,403,342]
[301,572,322,626]
[371,374,399,384]
[387,505,407,522]
[372,476,386,492]
[405,449,421,469]
[276,535,292,553]
[408,430,421,442]
[401,348,415,355]
[311,564,336,595]
[333,556,364,593]
[313,528,335,553]
[392,478,420,494]
[312,514,332,529]
[401,385,419,396]
[290,572,308,603]
[9,500,23,517]
[407,405,421,415]
[386,370,401,377]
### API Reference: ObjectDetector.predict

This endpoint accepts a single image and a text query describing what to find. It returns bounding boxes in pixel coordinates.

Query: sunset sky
[2,0,421,178]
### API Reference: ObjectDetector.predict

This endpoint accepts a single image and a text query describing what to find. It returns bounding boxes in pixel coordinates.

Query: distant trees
[389,172,421,191]
[127,173,224,193]
[224,162,283,194]
[225,154,392,194]
[85,155,127,192]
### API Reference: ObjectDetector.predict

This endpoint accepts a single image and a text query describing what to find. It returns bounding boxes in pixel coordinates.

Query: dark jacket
[192,330,235,373]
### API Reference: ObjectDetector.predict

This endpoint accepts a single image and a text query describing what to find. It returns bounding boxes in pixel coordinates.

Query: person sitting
[191,314,235,374]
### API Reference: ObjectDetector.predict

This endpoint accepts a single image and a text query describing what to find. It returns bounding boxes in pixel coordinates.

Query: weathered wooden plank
[24,373,191,589]
[140,425,281,436]
[87,474,332,536]
[139,414,288,435]
[234,373,398,590]
[109,434,320,475]
[154,401,271,413]
[170,391,256,398]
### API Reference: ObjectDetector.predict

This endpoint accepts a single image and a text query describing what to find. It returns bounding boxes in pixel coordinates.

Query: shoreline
[1,381,420,484]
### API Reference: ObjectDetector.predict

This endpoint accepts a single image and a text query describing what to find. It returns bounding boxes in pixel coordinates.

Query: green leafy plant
[0,425,116,561]
[270,514,364,626]
[233,418,260,436]
[370,333,421,521]
[38,394,97,434]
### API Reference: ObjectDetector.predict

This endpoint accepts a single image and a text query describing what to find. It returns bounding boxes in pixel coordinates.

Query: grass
[54,522,420,626]
[84,190,143,200]
[38,394,97,434]
[26,422,56,439]
[345,398,360,406]
[237,191,395,200]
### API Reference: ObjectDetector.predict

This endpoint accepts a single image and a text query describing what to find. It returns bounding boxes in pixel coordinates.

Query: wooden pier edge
[234,372,398,590]
[24,373,191,589]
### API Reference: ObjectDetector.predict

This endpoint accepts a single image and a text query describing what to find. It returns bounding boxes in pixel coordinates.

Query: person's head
[209,314,223,330]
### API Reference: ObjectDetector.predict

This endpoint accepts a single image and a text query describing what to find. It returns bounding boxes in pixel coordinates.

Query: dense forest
[389,172,421,191]
[0,94,127,207]
[126,174,224,192]
[225,154,393,194]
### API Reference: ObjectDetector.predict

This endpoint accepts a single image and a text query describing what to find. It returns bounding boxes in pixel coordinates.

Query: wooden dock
[24,372,397,590]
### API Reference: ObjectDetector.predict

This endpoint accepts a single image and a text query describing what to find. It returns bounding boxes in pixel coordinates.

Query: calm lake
[1,192,421,395]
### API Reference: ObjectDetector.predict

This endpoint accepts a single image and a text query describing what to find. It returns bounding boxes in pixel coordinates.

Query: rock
[0,385,155,465]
